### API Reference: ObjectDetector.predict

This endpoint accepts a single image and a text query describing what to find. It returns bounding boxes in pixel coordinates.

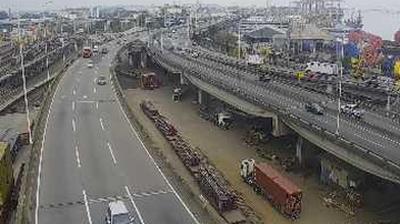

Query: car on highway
[97,76,107,85]
[93,45,99,53]
[87,61,94,68]
[105,201,135,224]
[340,103,364,119]
[305,103,324,115]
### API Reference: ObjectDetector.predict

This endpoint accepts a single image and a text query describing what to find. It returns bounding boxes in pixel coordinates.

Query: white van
[105,201,135,224]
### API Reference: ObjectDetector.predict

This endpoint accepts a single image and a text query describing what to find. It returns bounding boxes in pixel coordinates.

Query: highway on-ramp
[36,35,199,224]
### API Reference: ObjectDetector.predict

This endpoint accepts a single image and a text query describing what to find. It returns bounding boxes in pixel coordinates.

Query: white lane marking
[72,118,76,132]
[93,87,97,93]
[83,95,88,99]
[72,101,75,111]
[115,88,200,224]
[72,89,76,95]
[99,118,105,130]
[35,61,69,224]
[83,190,93,224]
[96,101,99,109]
[75,146,81,168]
[125,186,145,224]
[107,142,117,164]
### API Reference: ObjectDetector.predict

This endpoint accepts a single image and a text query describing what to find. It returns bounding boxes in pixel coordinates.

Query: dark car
[305,103,324,115]
[101,48,109,54]
[97,76,107,85]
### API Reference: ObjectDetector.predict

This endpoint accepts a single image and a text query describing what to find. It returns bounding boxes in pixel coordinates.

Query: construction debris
[141,100,247,223]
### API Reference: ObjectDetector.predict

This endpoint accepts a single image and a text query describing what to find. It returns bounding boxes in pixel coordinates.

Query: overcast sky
[2,0,400,11]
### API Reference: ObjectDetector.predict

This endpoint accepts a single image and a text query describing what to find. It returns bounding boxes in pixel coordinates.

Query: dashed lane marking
[99,118,105,131]
[107,142,117,164]
[72,118,76,132]
[75,146,81,168]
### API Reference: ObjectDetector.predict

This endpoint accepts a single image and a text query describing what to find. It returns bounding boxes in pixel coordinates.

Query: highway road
[36,33,198,224]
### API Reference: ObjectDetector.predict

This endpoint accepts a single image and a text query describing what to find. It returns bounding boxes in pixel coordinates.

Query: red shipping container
[254,163,302,218]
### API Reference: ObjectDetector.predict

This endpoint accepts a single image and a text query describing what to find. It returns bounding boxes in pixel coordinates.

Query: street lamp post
[18,12,33,144]
[238,20,241,60]
[335,34,344,135]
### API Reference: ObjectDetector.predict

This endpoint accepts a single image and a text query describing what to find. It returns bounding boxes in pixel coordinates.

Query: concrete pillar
[271,116,290,137]
[296,136,304,166]
[180,73,188,85]
[128,52,133,66]
[140,51,147,69]
[198,89,204,105]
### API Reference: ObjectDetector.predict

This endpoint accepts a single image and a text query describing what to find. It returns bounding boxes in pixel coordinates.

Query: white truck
[93,45,99,53]
[305,61,338,75]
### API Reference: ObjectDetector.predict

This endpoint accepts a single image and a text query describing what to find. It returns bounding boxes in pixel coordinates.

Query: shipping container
[254,163,302,219]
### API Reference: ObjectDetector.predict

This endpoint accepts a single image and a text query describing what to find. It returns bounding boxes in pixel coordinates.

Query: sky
[1,0,399,39]
[2,0,400,11]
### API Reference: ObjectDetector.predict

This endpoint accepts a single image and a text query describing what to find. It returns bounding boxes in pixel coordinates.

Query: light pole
[18,12,33,144]
[238,19,241,60]
[335,33,344,135]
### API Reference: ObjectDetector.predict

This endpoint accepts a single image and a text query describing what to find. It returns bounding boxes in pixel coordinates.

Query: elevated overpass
[144,46,400,184]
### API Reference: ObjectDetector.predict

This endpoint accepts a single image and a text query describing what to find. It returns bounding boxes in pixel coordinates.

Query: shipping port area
[1,0,400,224]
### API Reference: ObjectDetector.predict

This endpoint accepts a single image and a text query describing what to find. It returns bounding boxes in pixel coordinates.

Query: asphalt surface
[37,31,198,224]
[154,30,400,168]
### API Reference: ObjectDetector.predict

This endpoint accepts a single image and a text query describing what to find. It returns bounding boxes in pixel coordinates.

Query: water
[362,10,400,40]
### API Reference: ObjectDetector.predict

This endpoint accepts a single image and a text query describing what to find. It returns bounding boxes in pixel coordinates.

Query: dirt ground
[122,77,396,224]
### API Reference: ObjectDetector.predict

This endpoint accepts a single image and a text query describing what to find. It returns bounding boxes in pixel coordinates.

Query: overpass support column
[272,116,290,137]
[128,51,133,66]
[197,89,208,105]
[296,136,304,166]
[180,73,188,85]
[140,51,147,69]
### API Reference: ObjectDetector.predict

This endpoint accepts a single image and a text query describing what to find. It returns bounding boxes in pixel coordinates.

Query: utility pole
[18,12,33,144]
[335,34,344,135]
[238,20,241,60]
[45,42,50,80]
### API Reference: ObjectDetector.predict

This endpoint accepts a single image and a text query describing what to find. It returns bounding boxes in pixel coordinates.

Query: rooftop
[109,201,129,215]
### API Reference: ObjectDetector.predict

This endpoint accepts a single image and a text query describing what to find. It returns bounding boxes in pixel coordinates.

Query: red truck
[140,72,160,90]
[82,47,92,58]
[241,159,302,219]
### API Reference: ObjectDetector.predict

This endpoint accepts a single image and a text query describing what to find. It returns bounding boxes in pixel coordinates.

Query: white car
[105,201,134,224]
[87,61,94,68]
